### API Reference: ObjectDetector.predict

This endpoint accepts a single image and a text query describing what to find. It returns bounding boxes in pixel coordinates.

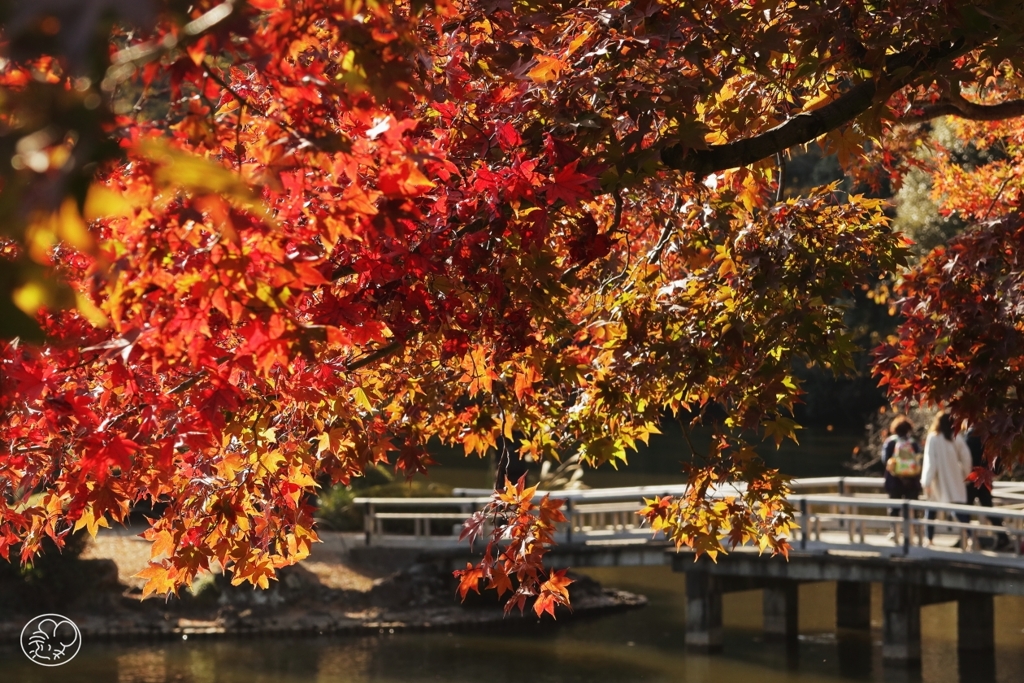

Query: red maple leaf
[967,466,994,492]
[545,160,597,207]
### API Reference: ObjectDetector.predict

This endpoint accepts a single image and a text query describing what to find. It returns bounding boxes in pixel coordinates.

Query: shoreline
[0,590,646,644]
[0,530,647,644]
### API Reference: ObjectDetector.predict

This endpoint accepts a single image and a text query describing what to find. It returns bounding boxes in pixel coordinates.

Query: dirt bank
[0,529,645,642]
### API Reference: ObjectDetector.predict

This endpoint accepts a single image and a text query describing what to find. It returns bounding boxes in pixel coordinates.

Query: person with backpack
[880,416,922,542]
[921,412,973,546]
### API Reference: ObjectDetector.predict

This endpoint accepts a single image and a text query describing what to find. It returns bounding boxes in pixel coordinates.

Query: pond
[3,565,1023,683]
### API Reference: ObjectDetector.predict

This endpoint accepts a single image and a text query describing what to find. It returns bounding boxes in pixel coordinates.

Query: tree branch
[774,151,786,204]
[345,339,404,372]
[659,41,967,176]
[662,79,878,177]
[103,1,238,90]
[900,93,1024,125]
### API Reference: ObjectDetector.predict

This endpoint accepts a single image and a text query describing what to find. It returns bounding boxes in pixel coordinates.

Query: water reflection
[957,650,997,683]
[834,631,874,679]
[116,650,167,683]
[1,565,1022,683]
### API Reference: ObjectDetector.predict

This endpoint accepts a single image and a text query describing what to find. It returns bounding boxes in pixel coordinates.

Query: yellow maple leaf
[136,563,179,599]
[528,55,565,84]
[150,530,176,560]
[73,506,110,538]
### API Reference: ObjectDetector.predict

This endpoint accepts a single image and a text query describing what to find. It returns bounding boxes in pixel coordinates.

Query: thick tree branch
[662,79,878,177]
[659,41,967,176]
[900,94,1024,125]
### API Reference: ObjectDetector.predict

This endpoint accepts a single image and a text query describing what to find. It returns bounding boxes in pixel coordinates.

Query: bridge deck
[355,528,1020,563]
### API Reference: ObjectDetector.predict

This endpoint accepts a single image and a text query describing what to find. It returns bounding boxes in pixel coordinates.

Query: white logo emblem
[20,614,82,666]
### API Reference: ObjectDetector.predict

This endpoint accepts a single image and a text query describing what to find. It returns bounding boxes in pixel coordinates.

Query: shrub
[0,531,92,612]
[316,466,453,531]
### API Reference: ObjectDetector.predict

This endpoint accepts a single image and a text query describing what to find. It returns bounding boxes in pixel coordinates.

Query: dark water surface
[3,565,1023,683]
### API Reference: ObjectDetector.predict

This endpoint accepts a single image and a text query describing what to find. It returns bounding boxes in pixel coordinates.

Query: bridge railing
[791,494,1024,556]
[353,476,1024,555]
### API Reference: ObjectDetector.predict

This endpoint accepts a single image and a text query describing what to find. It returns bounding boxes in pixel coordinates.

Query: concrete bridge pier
[685,571,723,652]
[882,579,921,663]
[957,593,994,653]
[685,572,802,649]
[881,578,996,664]
[762,581,799,640]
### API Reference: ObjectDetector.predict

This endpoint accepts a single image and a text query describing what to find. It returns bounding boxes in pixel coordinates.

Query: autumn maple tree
[875,107,1024,463]
[3,0,1024,606]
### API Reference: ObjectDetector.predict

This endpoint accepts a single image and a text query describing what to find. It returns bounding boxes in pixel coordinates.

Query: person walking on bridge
[880,415,922,542]
[964,425,1011,550]
[921,412,973,546]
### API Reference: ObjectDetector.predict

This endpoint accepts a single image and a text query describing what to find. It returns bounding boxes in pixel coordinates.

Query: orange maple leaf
[136,562,179,599]
[453,562,486,600]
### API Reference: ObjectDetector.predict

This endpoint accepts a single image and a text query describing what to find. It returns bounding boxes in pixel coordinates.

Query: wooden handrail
[354,477,1024,554]
[352,496,492,505]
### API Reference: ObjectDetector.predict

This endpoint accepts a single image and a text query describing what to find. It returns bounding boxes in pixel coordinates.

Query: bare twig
[647,196,686,265]
[983,173,1014,221]
[678,416,707,464]
[774,151,786,204]
[599,191,631,291]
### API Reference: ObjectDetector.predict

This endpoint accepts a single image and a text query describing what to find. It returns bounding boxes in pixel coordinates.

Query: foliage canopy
[2,0,1024,604]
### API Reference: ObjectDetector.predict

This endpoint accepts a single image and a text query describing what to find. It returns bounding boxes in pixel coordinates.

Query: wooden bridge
[353,477,1024,664]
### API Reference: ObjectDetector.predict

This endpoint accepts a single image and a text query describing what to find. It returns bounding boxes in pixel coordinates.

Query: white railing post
[835,477,844,529]
[364,502,374,546]
[799,497,808,550]
[566,498,574,543]
[902,501,911,555]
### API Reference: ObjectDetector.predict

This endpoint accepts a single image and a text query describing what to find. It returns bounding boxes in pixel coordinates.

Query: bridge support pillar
[685,572,722,652]
[957,593,994,652]
[883,579,921,663]
[763,581,799,640]
[836,581,871,629]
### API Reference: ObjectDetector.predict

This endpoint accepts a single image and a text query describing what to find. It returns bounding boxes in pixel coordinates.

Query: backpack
[887,437,921,478]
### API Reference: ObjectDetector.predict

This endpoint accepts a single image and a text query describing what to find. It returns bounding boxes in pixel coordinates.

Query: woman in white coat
[921,412,973,545]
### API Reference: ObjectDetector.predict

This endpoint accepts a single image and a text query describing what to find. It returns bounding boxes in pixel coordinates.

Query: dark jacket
[965,427,996,495]
[965,428,986,469]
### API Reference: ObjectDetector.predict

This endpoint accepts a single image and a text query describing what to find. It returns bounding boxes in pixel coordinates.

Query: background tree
[2,0,1024,610]
[876,103,1024,470]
